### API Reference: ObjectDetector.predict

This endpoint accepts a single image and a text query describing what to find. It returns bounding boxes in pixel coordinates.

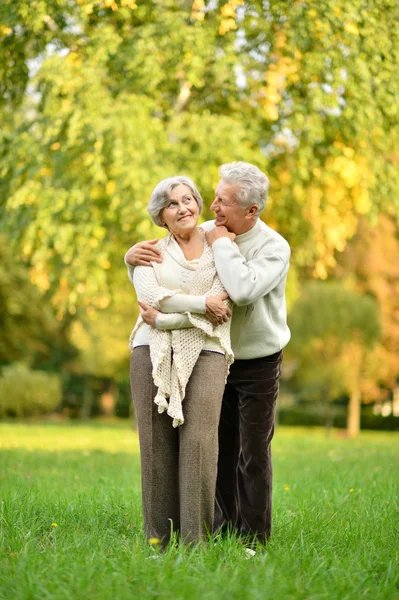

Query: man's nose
[210,199,218,211]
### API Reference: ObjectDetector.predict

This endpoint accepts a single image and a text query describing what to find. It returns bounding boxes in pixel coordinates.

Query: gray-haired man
[125,162,290,543]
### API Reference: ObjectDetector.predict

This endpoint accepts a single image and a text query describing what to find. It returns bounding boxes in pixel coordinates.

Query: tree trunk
[80,381,94,420]
[347,388,361,438]
[100,381,117,416]
[322,390,332,438]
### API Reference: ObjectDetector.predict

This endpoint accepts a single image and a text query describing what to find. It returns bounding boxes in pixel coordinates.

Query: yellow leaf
[106,180,116,195]
[345,22,359,36]
[267,89,281,104]
[121,0,137,7]
[264,103,279,121]
[354,188,371,215]
[219,18,237,35]
[221,4,236,18]
[191,0,205,20]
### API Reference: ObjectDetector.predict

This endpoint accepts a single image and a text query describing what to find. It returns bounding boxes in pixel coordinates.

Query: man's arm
[209,236,290,307]
[125,240,162,267]
[124,223,215,268]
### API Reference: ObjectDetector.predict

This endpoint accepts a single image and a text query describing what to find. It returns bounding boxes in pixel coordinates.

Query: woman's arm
[132,264,230,325]
[138,301,194,330]
[133,265,206,314]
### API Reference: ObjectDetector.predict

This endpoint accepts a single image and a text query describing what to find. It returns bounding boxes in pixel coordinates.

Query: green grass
[0,422,398,600]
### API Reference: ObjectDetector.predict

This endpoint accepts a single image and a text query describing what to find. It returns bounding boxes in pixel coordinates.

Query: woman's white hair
[147,176,203,228]
[219,162,269,218]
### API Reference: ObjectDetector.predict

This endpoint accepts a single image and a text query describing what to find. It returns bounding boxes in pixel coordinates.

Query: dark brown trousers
[214,351,283,543]
[130,346,226,546]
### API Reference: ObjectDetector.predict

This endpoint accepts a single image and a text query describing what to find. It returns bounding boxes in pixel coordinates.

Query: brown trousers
[130,346,226,545]
[214,351,283,543]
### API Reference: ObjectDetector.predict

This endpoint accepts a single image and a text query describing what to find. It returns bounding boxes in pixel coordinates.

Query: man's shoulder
[257,221,290,257]
[199,220,216,232]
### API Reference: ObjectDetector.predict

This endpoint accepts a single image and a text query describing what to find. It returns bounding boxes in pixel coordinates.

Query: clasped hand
[205,292,231,326]
[138,293,231,329]
[138,301,160,327]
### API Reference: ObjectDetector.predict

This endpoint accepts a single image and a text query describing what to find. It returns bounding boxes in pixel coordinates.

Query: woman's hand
[205,292,232,326]
[125,240,162,267]
[138,301,160,328]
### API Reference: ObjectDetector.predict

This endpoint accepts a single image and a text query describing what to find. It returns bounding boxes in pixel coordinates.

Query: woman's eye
[168,201,177,207]
[183,197,191,203]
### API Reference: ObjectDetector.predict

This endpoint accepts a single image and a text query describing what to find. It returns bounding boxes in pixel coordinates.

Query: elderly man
[125,162,290,544]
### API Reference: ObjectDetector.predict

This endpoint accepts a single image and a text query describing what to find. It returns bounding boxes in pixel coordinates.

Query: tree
[239,0,399,276]
[0,236,75,369]
[1,0,398,315]
[288,281,381,436]
[336,214,399,403]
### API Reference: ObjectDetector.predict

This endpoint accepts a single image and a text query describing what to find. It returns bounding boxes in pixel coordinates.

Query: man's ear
[246,205,259,219]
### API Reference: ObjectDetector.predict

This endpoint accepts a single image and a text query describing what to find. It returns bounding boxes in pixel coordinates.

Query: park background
[1,2,399,599]
[1,0,398,436]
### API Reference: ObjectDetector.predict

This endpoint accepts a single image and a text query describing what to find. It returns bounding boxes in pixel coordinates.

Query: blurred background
[0,0,398,437]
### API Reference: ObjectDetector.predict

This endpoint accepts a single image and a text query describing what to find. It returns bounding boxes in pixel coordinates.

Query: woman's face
[161,184,200,235]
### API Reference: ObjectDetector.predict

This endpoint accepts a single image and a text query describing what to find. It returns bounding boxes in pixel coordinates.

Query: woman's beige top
[129,233,233,427]
[132,236,223,354]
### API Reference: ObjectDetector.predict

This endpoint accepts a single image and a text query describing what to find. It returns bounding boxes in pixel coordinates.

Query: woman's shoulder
[156,235,173,251]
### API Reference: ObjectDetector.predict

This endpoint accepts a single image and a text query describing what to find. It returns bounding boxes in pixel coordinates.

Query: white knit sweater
[129,234,233,427]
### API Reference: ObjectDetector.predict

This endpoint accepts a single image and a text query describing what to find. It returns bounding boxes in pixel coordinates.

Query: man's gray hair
[219,162,269,218]
[147,176,203,228]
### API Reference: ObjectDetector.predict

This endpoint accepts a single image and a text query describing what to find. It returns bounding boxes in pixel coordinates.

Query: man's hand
[206,226,236,247]
[138,301,160,328]
[205,292,232,326]
[125,240,163,267]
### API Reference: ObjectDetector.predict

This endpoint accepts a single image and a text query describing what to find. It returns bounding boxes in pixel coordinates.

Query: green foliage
[278,405,399,431]
[0,236,73,368]
[287,281,381,404]
[0,1,398,409]
[240,0,399,275]
[0,363,62,417]
[289,281,381,348]
[1,0,398,313]
[336,215,399,400]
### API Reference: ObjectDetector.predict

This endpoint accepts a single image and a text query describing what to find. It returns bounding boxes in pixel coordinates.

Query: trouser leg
[235,352,283,542]
[214,380,240,532]
[178,351,226,545]
[130,346,179,544]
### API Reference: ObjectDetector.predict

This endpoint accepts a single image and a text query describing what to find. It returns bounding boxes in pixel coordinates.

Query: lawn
[0,422,398,600]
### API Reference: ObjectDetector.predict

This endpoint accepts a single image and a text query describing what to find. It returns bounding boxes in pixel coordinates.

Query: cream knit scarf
[130,233,233,427]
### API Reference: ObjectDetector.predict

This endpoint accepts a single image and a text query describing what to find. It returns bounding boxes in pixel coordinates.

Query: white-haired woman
[125,176,234,547]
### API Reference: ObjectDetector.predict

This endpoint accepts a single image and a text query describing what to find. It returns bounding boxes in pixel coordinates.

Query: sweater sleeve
[132,265,206,313]
[156,313,194,330]
[211,238,290,306]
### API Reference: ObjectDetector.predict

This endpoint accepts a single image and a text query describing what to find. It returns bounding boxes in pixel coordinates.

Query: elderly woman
[126,176,233,546]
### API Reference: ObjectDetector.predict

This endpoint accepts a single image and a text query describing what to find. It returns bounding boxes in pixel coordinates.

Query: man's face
[210,180,255,235]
